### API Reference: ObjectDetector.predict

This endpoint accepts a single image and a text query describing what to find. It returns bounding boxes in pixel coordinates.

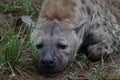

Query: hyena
[22,0,120,74]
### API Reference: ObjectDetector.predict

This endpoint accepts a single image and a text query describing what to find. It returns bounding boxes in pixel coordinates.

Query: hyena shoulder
[39,0,120,26]
[35,0,120,60]
[38,0,87,26]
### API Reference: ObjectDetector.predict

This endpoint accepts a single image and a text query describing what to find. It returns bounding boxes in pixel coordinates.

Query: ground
[1,53,120,80]
[0,0,120,80]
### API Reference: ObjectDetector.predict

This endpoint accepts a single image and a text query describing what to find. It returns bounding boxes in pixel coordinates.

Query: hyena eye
[57,43,67,49]
[36,43,44,49]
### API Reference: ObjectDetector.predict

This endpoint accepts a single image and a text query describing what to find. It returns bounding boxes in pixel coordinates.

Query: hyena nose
[41,55,55,67]
[41,59,54,67]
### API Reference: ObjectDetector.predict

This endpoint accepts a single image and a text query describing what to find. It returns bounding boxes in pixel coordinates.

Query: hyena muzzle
[21,0,120,74]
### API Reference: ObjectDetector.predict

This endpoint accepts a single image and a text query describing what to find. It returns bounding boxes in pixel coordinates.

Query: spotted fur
[23,0,120,73]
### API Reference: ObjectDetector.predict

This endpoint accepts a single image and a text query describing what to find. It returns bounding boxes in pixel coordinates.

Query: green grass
[0,0,37,15]
[0,0,38,78]
[30,41,37,67]
[0,26,28,75]
[0,24,37,79]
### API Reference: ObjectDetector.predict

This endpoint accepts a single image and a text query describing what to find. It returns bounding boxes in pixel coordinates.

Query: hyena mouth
[38,63,67,76]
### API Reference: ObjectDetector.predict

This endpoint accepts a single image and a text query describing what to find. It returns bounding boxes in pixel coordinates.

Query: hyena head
[34,22,79,74]
[21,16,87,74]
[21,0,90,74]
[23,15,86,73]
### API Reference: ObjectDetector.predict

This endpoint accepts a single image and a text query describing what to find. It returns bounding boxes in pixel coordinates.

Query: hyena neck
[39,0,89,26]
[38,0,103,27]
[38,0,119,27]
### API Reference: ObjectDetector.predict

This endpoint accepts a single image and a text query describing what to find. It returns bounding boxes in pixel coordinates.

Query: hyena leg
[87,39,115,61]
[84,27,115,61]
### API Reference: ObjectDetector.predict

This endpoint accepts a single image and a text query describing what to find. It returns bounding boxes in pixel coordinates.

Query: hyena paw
[87,40,114,61]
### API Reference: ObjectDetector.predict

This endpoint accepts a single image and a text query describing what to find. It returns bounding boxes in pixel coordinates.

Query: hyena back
[22,0,120,74]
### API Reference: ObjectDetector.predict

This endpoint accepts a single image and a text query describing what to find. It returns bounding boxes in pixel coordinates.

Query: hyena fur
[21,0,120,74]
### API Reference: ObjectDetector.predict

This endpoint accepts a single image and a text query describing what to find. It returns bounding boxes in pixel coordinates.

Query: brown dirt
[0,54,120,80]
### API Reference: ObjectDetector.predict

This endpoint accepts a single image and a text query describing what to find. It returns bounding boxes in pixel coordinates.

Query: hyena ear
[21,16,35,30]
[74,21,89,45]
[74,22,87,34]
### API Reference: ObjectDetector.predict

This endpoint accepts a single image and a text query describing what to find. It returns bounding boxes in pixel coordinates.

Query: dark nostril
[49,61,54,64]
[41,60,54,66]
[41,61,45,65]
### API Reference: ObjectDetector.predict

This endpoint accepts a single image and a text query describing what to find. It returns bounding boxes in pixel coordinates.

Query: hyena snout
[38,48,57,72]
[40,52,55,68]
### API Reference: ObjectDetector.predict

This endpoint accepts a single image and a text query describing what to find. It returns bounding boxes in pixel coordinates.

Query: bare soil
[0,54,120,80]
